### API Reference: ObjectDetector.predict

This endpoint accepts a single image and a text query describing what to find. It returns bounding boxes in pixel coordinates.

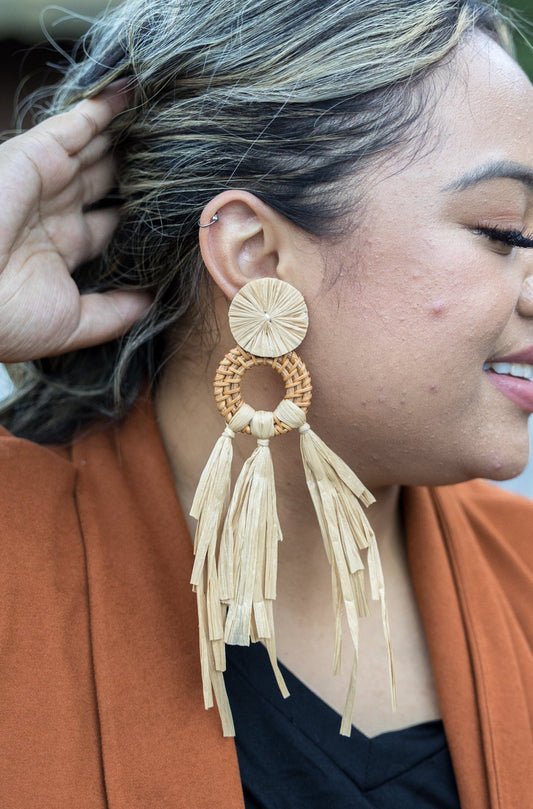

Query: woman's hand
[0,82,150,363]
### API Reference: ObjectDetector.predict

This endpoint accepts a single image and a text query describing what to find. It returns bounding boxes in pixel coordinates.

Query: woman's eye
[472,226,533,256]
[480,230,514,255]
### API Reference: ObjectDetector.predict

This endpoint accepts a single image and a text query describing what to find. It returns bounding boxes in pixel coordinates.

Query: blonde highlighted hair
[2,0,512,441]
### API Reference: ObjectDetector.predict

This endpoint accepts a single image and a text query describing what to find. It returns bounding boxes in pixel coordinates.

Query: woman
[0,0,532,806]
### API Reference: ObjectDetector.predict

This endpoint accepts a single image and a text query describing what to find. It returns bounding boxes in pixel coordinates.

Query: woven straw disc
[228,278,308,357]
[214,346,312,435]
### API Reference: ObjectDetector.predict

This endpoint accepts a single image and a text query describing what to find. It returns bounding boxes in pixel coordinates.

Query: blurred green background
[0,1,532,75]
[509,0,533,77]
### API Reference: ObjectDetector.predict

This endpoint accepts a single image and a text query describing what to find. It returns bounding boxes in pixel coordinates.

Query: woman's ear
[198,190,289,300]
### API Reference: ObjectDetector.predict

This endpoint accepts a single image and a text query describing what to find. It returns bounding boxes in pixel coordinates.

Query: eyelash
[473,226,533,249]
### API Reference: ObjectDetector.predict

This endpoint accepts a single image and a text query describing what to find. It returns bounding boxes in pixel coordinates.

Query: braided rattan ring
[214,346,312,435]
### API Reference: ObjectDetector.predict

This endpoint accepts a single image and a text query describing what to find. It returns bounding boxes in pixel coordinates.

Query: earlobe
[198,190,283,300]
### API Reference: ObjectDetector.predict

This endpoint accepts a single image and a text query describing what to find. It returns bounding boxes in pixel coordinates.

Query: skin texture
[156,34,533,735]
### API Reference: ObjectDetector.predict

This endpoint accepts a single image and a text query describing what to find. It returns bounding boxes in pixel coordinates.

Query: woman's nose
[517,274,533,317]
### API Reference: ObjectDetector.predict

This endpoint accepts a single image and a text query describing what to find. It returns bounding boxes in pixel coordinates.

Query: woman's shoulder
[452,476,532,505]
[0,425,79,562]
[450,478,533,539]
[0,424,76,498]
[406,477,533,589]
[437,478,533,580]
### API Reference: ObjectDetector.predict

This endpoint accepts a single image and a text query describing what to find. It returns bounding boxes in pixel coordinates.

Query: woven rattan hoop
[214,346,312,435]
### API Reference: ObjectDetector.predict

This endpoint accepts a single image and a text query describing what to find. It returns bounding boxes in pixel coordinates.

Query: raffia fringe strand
[190,403,255,735]
[190,406,289,737]
[221,410,289,697]
[275,399,396,736]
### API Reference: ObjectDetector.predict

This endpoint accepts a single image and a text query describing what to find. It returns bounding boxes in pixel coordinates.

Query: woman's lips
[484,346,533,412]
[490,347,533,364]
[484,369,533,413]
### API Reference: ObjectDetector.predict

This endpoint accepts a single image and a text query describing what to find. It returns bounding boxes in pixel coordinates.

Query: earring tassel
[222,410,289,698]
[190,403,255,731]
[276,399,396,736]
[196,570,235,735]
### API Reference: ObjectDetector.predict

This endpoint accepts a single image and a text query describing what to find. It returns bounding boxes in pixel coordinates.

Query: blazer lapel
[405,484,533,809]
[72,397,244,809]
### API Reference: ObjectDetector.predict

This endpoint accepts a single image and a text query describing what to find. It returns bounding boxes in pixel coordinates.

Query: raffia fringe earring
[190,277,396,737]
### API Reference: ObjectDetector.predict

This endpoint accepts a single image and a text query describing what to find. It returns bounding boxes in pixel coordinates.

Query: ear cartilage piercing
[198,212,219,228]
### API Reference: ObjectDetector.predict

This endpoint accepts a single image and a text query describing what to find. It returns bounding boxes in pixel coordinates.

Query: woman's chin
[390,443,531,488]
[454,421,531,485]
[470,447,531,484]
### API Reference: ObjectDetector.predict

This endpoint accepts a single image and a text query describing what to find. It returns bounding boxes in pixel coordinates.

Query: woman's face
[298,34,533,488]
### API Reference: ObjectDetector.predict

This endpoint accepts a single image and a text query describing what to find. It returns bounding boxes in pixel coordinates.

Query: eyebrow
[442,160,533,193]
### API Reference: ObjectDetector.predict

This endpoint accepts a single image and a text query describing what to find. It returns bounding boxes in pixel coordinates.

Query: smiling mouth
[482,362,533,381]
[483,362,533,413]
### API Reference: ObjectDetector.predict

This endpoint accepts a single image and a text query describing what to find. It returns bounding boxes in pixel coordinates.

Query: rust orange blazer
[0,395,532,808]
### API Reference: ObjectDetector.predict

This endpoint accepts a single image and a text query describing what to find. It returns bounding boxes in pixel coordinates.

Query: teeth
[483,362,533,381]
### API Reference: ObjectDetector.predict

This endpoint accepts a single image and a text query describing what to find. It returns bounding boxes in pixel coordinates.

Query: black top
[225,642,461,809]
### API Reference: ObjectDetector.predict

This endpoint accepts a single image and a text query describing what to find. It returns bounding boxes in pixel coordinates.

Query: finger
[80,154,117,207]
[58,290,152,354]
[35,81,131,157]
[81,209,122,263]
[61,208,121,271]
[77,132,113,170]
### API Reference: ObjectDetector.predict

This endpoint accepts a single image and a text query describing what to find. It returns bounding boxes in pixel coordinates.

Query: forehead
[435,35,533,172]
